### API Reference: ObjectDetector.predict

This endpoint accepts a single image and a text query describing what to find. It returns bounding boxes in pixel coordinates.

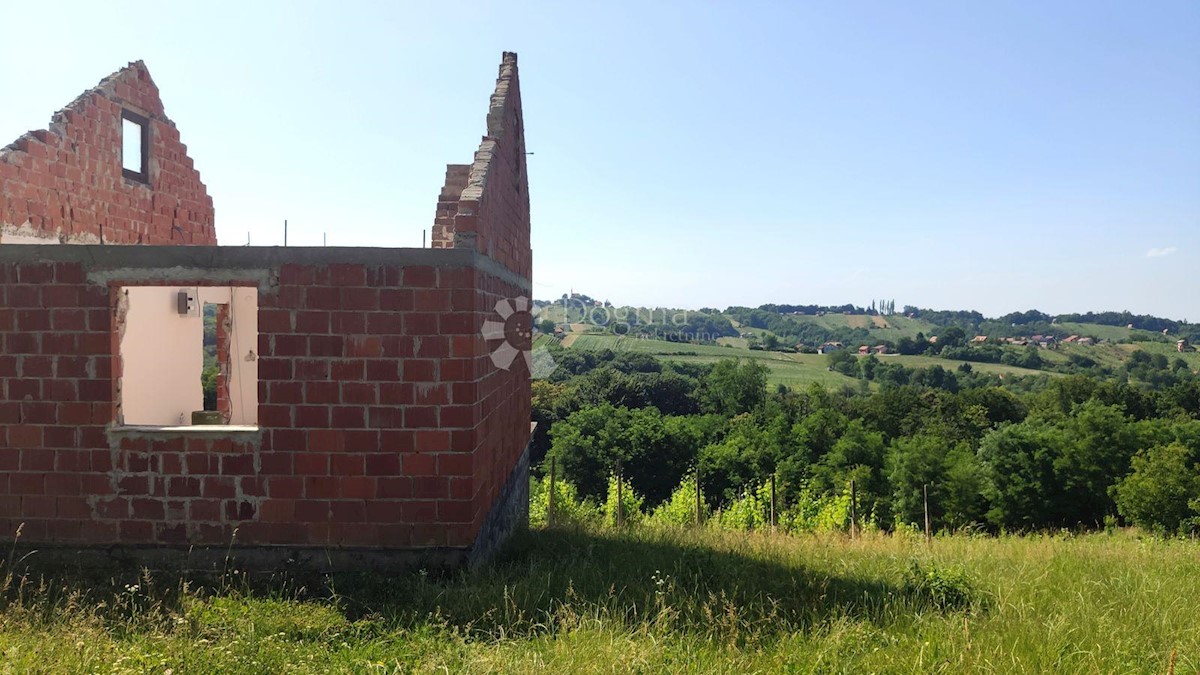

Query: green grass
[2,527,1196,673]
[879,354,1051,378]
[565,334,855,388]
[1041,341,1200,373]
[1122,341,1200,370]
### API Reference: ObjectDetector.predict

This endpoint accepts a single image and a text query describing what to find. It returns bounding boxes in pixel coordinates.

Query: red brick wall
[0,61,215,246]
[431,51,533,536]
[0,261,116,544]
[0,255,513,549]
[251,261,492,548]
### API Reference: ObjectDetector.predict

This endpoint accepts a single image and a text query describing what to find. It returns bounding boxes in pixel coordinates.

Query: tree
[697,359,769,417]
[887,434,985,531]
[1111,442,1200,533]
[548,403,723,506]
[700,414,777,503]
[1054,402,1138,526]
[977,420,1069,529]
[826,349,858,377]
[938,327,967,349]
[810,420,889,523]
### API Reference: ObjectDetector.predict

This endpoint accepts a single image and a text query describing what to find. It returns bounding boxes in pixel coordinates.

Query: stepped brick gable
[0,61,215,245]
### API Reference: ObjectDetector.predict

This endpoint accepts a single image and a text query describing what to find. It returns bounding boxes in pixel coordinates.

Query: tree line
[534,346,1200,535]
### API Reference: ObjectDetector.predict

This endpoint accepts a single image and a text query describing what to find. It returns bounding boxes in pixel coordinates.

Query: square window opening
[117,285,258,428]
[121,110,149,183]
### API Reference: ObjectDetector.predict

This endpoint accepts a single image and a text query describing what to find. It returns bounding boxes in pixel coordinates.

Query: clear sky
[2,1,1197,320]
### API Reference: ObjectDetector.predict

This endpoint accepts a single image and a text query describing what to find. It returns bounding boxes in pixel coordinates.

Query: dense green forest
[533,345,1200,535]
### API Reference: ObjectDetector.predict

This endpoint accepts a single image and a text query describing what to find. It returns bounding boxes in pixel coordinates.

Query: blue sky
[2,1,1197,320]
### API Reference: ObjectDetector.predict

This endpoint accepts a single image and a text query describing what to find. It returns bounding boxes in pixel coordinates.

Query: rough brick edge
[459,52,521,204]
[1,61,171,159]
[437,51,531,274]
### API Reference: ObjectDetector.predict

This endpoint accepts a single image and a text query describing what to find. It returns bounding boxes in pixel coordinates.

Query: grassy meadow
[1,525,1196,673]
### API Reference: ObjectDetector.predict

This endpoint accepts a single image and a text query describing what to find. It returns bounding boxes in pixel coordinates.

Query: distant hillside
[534,294,1198,391]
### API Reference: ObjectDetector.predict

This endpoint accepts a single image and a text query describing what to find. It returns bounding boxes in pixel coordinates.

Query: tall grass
[1,521,1196,673]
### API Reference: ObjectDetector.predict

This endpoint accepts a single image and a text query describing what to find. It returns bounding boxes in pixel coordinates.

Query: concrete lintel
[90,266,274,289]
[0,245,531,292]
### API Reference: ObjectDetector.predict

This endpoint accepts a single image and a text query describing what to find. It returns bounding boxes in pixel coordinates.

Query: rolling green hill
[550,334,1053,388]
[744,313,938,341]
[533,297,1196,389]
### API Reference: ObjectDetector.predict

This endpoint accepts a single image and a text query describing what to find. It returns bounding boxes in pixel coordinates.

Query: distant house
[871,345,888,355]
[1078,337,1095,346]
[857,345,870,355]
[1179,339,1191,353]
[1063,335,1080,344]
[817,341,844,354]
[928,335,939,344]
[971,335,988,343]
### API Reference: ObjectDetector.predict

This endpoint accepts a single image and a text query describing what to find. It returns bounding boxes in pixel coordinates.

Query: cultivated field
[2,527,1195,673]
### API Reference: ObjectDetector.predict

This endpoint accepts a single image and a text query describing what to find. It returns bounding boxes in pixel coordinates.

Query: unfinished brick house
[0,53,533,568]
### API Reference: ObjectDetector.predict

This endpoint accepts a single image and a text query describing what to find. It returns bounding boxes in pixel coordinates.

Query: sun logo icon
[480,296,557,378]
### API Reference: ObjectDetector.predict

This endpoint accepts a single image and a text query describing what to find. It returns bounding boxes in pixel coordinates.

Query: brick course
[0,249,529,551]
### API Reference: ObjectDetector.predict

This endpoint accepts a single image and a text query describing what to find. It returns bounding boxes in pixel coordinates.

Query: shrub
[529,474,600,528]
[649,475,709,527]
[715,483,772,531]
[776,490,851,534]
[603,474,645,527]
[814,491,853,533]
[902,560,978,611]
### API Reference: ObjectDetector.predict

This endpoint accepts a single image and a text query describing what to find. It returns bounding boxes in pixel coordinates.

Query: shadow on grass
[323,527,947,639]
[2,527,963,640]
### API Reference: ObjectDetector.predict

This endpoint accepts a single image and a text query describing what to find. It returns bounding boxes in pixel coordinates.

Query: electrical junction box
[177,289,199,317]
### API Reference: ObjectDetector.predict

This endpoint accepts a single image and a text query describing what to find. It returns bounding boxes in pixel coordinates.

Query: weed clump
[902,560,979,612]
